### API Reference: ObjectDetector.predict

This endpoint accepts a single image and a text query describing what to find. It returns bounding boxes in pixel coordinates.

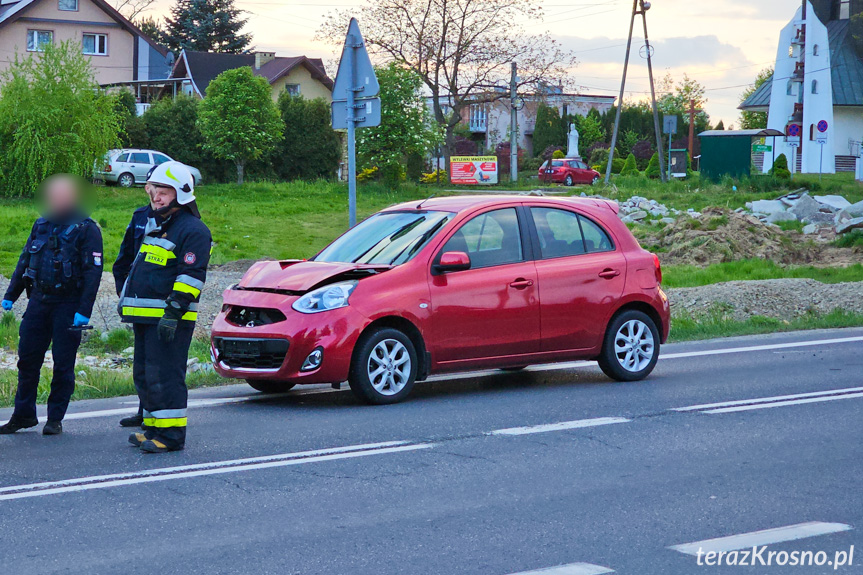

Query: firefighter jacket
[118,207,211,325]
[113,205,155,296]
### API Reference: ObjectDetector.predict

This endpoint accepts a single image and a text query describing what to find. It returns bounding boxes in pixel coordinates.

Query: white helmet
[147,161,195,205]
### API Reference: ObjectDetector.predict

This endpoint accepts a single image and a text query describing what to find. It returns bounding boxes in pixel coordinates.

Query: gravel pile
[745,191,863,236]
[667,278,863,321]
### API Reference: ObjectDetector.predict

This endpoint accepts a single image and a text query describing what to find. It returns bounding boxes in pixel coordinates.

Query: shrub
[621,153,639,175]
[552,149,565,159]
[495,141,524,178]
[521,156,544,172]
[589,146,610,166]
[771,153,791,180]
[357,166,379,182]
[420,169,447,184]
[631,140,655,170]
[541,145,565,160]
[275,94,341,181]
[599,157,625,174]
[645,152,663,178]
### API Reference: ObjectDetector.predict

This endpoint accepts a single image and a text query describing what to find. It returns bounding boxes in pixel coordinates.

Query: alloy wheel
[613,319,655,372]
[367,338,412,396]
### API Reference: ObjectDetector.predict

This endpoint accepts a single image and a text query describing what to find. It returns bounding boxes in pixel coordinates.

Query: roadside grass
[662,260,863,288]
[834,230,863,248]
[0,181,447,276]
[668,307,863,342]
[0,312,18,351]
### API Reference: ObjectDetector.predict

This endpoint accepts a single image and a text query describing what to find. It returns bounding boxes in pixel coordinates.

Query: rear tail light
[105,164,112,172]
[652,253,662,285]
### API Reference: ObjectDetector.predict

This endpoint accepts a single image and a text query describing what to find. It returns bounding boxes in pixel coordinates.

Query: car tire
[118,173,135,188]
[564,174,574,186]
[597,310,660,382]
[245,379,296,393]
[348,327,418,405]
[592,175,600,185]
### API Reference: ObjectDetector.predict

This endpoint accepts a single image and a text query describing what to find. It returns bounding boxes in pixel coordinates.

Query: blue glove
[1,300,12,311]
[73,313,89,327]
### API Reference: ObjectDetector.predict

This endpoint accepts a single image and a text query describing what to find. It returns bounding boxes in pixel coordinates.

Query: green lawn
[0,181,443,276]
[668,308,863,342]
[663,260,863,288]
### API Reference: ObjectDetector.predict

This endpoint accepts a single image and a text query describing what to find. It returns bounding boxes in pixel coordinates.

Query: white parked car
[96,149,203,188]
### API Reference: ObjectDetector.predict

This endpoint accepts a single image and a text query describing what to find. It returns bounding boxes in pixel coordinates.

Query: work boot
[119,414,144,428]
[0,416,39,434]
[42,421,63,435]
[140,438,183,453]
[128,430,154,447]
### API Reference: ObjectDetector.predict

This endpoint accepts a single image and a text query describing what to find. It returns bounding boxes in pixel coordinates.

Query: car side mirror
[434,251,471,274]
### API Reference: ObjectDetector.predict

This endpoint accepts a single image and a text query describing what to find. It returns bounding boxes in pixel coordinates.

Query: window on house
[812,44,819,56]
[58,0,78,10]
[82,33,107,55]
[811,79,818,94]
[786,80,794,96]
[839,0,850,19]
[285,84,300,96]
[26,30,53,52]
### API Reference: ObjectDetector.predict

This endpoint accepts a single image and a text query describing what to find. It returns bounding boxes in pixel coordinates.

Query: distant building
[0,0,171,85]
[739,0,863,174]
[429,90,615,156]
[167,50,334,103]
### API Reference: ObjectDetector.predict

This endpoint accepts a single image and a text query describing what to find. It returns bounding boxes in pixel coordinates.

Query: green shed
[698,129,784,181]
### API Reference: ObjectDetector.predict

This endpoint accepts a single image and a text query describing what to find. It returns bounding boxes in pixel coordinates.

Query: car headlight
[292,281,358,314]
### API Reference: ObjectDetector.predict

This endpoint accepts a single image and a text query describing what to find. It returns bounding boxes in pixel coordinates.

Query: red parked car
[539,158,601,186]
[211,196,670,404]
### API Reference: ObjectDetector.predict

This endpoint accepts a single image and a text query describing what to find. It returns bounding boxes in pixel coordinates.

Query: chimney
[254,52,276,70]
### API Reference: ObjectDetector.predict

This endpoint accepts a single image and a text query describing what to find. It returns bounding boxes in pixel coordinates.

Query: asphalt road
[1,328,862,575]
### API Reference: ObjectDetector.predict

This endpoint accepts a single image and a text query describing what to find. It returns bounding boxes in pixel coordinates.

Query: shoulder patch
[184,252,197,265]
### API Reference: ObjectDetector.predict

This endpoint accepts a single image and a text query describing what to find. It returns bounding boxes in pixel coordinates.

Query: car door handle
[509,278,534,289]
[598,269,620,279]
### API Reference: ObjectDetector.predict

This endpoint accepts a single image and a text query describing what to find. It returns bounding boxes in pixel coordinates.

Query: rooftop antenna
[417,195,436,210]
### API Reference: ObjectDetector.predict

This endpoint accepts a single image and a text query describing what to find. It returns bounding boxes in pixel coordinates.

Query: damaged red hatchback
[211,196,670,404]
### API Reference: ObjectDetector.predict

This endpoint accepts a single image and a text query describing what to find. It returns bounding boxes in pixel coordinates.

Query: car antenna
[417,195,436,210]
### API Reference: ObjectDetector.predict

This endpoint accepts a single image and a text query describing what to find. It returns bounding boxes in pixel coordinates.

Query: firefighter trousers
[132,322,194,449]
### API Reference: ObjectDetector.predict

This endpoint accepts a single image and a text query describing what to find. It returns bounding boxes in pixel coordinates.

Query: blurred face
[39,175,85,217]
[145,183,177,211]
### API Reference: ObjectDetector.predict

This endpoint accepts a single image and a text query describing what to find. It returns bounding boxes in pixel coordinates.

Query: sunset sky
[148,0,806,125]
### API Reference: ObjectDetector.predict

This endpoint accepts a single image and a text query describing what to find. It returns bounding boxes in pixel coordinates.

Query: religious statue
[567,123,580,158]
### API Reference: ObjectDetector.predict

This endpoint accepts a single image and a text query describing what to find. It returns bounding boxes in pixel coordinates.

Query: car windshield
[314,211,453,266]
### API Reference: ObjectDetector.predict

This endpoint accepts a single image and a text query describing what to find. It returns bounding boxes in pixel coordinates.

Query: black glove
[158,300,184,343]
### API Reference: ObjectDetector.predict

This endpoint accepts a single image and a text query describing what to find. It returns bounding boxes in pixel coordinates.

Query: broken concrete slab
[789,194,822,221]
[813,195,852,210]
[749,199,787,216]
[836,216,863,234]
[767,211,798,224]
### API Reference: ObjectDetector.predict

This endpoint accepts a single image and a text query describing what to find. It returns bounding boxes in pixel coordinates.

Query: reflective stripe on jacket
[118,207,211,325]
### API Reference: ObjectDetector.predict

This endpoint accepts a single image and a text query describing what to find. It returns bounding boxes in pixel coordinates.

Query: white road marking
[705,392,863,414]
[673,386,863,412]
[490,417,630,436]
[0,441,434,502]
[4,334,861,425]
[669,522,853,555]
[507,562,614,575]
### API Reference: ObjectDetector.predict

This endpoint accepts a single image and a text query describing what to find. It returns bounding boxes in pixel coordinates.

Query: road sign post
[663,115,677,181]
[331,18,380,228]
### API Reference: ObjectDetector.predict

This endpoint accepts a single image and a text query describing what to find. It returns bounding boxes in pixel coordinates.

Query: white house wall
[834,106,863,156]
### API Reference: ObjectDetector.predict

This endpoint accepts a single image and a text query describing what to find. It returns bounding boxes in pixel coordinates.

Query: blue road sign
[787,123,801,137]
[332,18,379,102]
[663,115,677,135]
[331,18,381,228]
[817,120,828,133]
[331,97,381,130]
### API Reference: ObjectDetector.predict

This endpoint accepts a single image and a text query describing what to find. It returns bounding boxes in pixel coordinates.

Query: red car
[539,158,601,186]
[212,196,670,404]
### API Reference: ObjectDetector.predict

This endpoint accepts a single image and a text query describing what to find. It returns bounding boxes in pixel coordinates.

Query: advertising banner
[450,156,498,185]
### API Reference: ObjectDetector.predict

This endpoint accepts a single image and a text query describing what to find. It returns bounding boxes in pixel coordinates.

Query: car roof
[383,195,618,215]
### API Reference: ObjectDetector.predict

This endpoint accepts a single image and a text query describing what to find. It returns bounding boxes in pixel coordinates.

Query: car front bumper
[211,288,369,385]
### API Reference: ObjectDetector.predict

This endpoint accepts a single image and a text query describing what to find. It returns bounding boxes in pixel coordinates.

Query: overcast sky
[150,0,805,125]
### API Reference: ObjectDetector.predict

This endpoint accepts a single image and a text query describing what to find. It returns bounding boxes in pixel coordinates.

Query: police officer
[120,162,210,453]
[0,175,103,436]
[113,200,157,429]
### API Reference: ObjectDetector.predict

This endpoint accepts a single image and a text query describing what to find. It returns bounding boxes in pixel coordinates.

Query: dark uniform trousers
[133,322,194,448]
[15,299,81,422]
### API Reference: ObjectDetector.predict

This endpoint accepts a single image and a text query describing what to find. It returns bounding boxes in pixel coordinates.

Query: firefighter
[0,175,103,436]
[120,161,210,453]
[112,199,156,429]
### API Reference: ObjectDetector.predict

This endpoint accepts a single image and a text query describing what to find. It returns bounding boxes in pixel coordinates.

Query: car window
[153,153,171,165]
[442,208,523,268]
[550,160,564,167]
[530,207,585,258]
[129,152,150,164]
[577,161,588,169]
[579,215,614,252]
[115,153,129,162]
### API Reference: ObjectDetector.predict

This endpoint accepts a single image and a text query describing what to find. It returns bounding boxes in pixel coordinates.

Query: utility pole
[605,0,637,185]
[606,0,665,184]
[686,98,702,163]
[639,1,666,183]
[510,61,518,183]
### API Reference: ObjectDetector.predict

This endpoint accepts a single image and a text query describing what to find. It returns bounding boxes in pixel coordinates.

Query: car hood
[237,260,393,293]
